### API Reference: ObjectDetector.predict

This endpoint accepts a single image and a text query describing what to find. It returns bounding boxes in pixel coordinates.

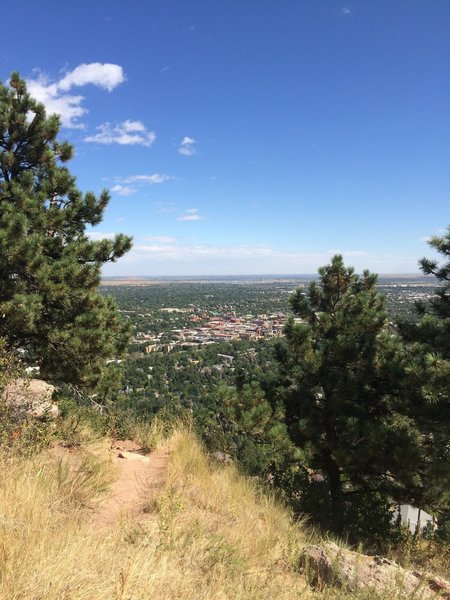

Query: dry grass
[130,415,174,452]
[153,429,314,599]
[0,428,413,599]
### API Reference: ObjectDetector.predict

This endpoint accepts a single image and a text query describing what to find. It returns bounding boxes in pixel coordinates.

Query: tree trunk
[326,458,345,535]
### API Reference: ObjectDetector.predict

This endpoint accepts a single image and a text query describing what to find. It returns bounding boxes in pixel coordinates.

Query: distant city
[102,276,436,358]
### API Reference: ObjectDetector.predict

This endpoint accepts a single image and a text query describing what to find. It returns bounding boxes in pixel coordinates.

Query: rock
[299,544,337,588]
[300,541,450,598]
[114,440,143,452]
[211,451,233,465]
[423,574,450,598]
[2,378,59,419]
[117,450,150,462]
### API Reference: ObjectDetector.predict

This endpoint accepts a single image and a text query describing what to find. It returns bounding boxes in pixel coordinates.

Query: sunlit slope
[0,429,418,599]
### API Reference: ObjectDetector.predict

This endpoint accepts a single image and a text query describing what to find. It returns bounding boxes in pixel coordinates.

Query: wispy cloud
[122,174,172,184]
[154,201,177,214]
[342,6,351,15]
[178,136,196,156]
[141,235,178,243]
[26,63,125,128]
[114,243,417,276]
[109,174,173,196]
[87,231,118,241]
[177,208,204,221]
[419,228,447,243]
[84,120,156,146]
[125,244,334,263]
[110,184,136,196]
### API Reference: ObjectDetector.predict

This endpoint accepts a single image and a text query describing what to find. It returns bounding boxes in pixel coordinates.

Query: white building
[392,504,434,534]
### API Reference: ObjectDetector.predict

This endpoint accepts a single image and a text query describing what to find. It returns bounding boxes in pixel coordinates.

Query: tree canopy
[398,228,450,530]
[0,73,132,395]
[277,254,447,536]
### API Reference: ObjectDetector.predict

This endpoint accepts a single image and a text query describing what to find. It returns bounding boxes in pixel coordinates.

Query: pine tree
[206,382,294,476]
[277,255,434,536]
[400,227,449,358]
[0,73,132,396]
[398,227,450,523]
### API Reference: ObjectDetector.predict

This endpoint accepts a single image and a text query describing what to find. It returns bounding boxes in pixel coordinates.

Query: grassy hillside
[0,427,440,599]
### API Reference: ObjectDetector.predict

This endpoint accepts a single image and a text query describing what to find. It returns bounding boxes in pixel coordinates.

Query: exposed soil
[92,440,169,529]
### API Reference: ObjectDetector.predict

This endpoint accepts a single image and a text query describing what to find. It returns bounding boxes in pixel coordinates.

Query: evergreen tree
[0,74,132,396]
[277,255,435,536]
[400,226,449,365]
[203,382,294,476]
[398,227,450,523]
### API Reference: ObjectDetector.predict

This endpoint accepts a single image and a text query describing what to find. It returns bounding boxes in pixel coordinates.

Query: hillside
[1,426,448,600]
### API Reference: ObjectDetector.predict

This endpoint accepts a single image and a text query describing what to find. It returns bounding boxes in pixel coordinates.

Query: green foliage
[436,516,450,544]
[399,227,449,401]
[276,255,444,538]
[0,74,132,397]
[403,227,449,345]
[0,337,19,393]
[417,227,450,320]
[197,381,295,476]
[397,228,450,516]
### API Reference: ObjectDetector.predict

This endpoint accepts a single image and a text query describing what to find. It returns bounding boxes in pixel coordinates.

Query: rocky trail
[92,440,169,529]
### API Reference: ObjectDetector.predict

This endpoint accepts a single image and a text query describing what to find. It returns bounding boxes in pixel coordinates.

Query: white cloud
[342,6,351,14]
[84,120,156,146]
[109,174,172,197]
[102,239,420,276]
[125,244,328,263]
[58,63,125,92]
[110,184,136,196]
[87,231,117,241]
[177,208,204,221]
[178,136,196,156]
[123,173,172,184]
[27,77,87,129]
[26,63,125,128]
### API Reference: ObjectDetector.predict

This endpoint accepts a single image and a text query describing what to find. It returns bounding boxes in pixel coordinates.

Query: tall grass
[0,428,415,599]
[0,446,115,599]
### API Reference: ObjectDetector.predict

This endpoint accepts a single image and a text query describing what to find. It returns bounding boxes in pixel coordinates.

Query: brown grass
[0,427,416,599]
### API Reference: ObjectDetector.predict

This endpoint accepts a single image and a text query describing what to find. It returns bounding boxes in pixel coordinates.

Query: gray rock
[300,541,450,598]
[211,451,233,465]
[2,378,59,419]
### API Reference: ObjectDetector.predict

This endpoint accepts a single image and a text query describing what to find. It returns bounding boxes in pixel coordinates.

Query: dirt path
[92,440,169,529]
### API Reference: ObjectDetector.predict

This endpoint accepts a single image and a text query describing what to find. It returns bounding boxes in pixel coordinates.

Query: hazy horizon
[101,271,429,280]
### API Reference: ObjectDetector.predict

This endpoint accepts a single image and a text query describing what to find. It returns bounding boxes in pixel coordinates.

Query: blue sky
[2,1,449,275]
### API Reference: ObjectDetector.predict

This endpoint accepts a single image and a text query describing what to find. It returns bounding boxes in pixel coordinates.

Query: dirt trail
[92,440,169,529]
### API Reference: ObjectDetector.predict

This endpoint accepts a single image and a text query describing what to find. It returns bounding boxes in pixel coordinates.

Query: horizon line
[101,272,427,279]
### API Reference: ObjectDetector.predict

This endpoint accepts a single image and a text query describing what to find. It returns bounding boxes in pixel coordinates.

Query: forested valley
[94,266,450,548]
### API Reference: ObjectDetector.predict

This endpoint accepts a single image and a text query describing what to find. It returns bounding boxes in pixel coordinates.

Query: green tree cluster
[276,251,449,538]
[399,229,450,540]
[0,74,132,396]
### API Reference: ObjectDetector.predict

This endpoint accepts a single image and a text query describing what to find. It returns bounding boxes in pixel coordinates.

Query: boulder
[300,541,450,598]
[2,378,59,419]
